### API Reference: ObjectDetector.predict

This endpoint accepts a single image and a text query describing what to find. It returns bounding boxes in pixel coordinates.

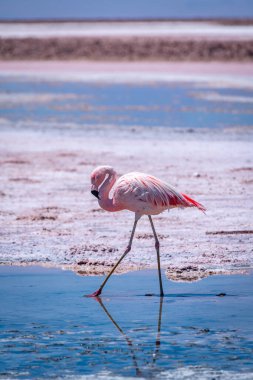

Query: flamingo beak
[91,189,100,199]
[91,184,100,199]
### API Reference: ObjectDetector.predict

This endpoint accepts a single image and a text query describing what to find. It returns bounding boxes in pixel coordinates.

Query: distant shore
[0,20,253,61]
[1,37,253,61]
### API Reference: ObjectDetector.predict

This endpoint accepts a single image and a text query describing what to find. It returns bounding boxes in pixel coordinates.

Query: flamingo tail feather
[181,193,206,213]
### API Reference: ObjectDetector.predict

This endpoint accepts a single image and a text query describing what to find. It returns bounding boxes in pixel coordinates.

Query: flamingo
[88,165,206,297]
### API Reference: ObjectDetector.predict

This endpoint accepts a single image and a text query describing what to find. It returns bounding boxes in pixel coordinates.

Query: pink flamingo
[89,166,206,297]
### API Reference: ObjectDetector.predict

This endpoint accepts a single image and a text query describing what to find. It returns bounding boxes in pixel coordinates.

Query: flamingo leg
[86,219,138,297]
[148,215,164,297]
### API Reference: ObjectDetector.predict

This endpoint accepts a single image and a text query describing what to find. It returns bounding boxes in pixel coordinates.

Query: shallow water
[0,267,253,379]
[0,79,253,132]
[1,0,253,20]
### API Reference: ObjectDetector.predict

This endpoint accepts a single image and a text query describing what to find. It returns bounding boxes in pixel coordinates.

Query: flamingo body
[114,172,204,215]
[91,166,206,217]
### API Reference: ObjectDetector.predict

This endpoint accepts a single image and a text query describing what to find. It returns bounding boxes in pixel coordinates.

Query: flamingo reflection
[94,296,164,376]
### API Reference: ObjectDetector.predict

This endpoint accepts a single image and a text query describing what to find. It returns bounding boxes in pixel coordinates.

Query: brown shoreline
[1,37,253,61]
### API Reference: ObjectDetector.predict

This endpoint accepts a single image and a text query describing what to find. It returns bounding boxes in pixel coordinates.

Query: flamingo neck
[98,171,122,212]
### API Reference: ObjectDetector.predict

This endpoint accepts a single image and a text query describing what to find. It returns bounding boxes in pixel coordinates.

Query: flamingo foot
[86,289,102,298]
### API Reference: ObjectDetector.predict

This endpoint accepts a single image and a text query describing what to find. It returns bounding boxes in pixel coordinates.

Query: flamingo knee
[155,240,160,250]
[125,245,132,254]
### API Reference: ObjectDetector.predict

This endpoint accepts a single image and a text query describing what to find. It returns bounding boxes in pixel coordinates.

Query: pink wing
[113,172,194,210]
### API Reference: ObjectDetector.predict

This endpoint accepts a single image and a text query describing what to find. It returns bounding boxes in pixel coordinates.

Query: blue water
[0,267,253,379]
[0,0,253,20]
[0,79,253,132]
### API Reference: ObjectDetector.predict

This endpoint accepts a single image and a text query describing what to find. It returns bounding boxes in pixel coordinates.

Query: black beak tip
[91,190,100,199]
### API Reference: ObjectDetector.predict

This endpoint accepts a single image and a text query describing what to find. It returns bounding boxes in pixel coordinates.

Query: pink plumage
[88,165,206,297]
[91,166,206,216]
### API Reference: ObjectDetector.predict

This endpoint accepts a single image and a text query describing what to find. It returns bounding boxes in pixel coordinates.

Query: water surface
[0,79,252,133]
[0,0,253,20]
[0,267,253,379]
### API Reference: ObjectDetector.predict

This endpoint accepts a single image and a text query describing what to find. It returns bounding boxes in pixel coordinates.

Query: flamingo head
[90,166,116,199]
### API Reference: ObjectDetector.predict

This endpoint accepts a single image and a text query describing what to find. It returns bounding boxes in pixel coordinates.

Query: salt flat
[1,21,253,39]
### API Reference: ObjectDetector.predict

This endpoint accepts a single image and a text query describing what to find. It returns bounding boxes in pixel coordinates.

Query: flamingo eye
[95,175,101,183]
